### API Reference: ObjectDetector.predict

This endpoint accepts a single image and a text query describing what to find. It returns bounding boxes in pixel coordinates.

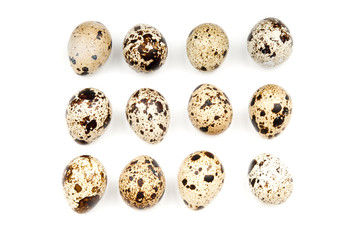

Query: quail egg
[119,155,166,209]
[188,84,233,134]
[68,21,112,75]
[247,18,293,67]
[249,84,292,139]
[66,88,112,144]
[178,151,225,210]
[126,88,170,144]
[187,23,229,72]
[248,153,293,204]
[63,155,107,213]
[123,24,168,73]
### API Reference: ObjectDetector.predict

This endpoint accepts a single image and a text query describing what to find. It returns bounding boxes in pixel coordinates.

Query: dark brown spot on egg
[190,185,196,190]
[251,115,259,132]
[96,31,102,40]
[155,101,163,113]
[200,126,208,132]
[85,120,97,134]
[78,88,96,101]
[261,44,271,54]
[182,179,187,186]
[250,178,256,188]
[74,184,82,193]
[75,139,88,145]
[272,103,282,113]
[204,175,214,183]
[273,116,284,127]
[248,159,257,174]
[247,32,253,41]
[204,151,214,159]
[191,154,201,161]
[136,192,144,202]
[75,195,100,213]
[200,99,213,109]
[152,160,159,167]
[137,178,144,187]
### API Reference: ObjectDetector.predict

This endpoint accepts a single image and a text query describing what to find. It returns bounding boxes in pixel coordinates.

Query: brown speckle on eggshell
[119,155,166,209]
[62,155,107,213]
[188,84,233,135]
[178,151,225,210]
[68,21,112,75]
[66,88,112,144]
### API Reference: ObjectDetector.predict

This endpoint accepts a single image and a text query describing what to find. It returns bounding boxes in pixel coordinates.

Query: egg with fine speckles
[66,88,112,144]
[188,84,233,135]
[126,88,170,144]
[123,24,168,73]
[119,155,166,209]
[247,18,293,67]
[249,84,292,139]
[178,151,225,210]
[248,153,293,204]
[63,155,107,213]
[187,23,229,72]
[68,21,112,75]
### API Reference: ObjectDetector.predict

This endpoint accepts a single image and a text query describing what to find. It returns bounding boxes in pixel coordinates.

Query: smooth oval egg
[125,88,170,144]
[188,84,233,134]
[248,153,293,204]
[62,155,107,213]
[178,151,225,210]
[119,155,166,209]
[187,23,229,72]
[123,24,168,73]
[66,88,112,144]
[247,18,293,67]
[68,21,112,75]
[249,84,292,139]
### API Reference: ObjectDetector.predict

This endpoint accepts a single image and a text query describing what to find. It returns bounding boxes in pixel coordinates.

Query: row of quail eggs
[63,151,293,213]
[65,83,293,145]
[67,18,293,75]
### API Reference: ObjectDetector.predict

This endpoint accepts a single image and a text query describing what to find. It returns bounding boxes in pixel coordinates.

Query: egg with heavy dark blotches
[187,23,229,72]
[247,18,293,67]
[66,88,112,144]
[249,84,292,139]
[248,153,293,204]
[68,21,112,75]
[63,155,107,213]
[178,151,225,210]
[123,24,167,73]
[188,84,233,135]
[119,155,166,209]
[125,88,170,144]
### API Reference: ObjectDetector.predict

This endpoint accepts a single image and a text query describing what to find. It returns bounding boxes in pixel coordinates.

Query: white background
[1,0,360,239]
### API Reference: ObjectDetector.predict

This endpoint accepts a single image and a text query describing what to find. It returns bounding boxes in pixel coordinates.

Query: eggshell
[188,84,233,134]
[119,155,166,209]
[248,153,293,204]
[62,155,107,213]
[247,18,293,67]
[249,84,292,138]
[68,21,112,75]
[178,151,225,210]
[66,88,112,144]
[186,23,229,71]
[125,88,170,144]
[123,24,168,73]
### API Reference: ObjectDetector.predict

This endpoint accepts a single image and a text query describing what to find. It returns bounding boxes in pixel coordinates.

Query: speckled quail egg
[249,84,292,139]
[178,151,225,210]
[66,88,112,144]
[247,18,293,67]
[188,84,233,134]
[123,24,168,73]
[119,155,166,209]
[187,23,229,72]
[68,21,112,75]
[63,155,107,213]
[248,153,293,204]
[126,88,170,144]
